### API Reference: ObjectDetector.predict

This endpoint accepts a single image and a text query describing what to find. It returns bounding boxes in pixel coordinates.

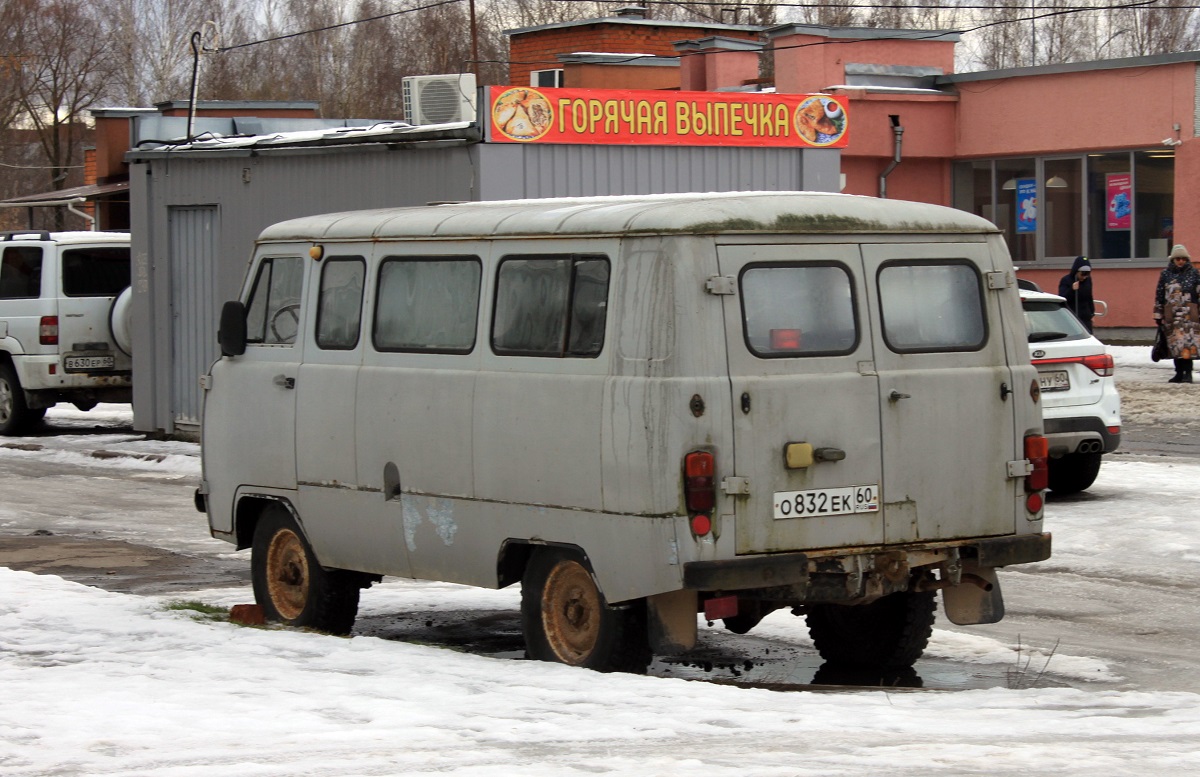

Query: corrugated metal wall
[168,206,218,431]
[131,141,834,434]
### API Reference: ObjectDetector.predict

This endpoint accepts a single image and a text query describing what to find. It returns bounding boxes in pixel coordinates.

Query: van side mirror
[218,300,247,357]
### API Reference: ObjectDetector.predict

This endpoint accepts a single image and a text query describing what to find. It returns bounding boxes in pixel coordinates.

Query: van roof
[258,191,1000,243]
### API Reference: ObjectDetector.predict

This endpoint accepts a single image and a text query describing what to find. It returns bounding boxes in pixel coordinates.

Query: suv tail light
[1031,353,1114,377]
[39,316,58,345]
[683,451,715,535]
[1024,434,1049,512]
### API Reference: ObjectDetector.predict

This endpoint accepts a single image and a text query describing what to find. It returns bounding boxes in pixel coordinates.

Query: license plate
[774,484,880,520]
[1037,370,1070,392]
[64,355,114,371]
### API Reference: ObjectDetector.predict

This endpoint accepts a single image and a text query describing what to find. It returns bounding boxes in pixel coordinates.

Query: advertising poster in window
[486,87,849,148]
[1016,178,1037,234]
[1106,173,1132,231]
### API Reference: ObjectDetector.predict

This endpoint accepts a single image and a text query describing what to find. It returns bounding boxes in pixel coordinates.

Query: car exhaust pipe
[1076,440,1103,454]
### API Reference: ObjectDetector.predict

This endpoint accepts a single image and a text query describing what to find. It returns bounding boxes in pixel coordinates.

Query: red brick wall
[509,23,759,87]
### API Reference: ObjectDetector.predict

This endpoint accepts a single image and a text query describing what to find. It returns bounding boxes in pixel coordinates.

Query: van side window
[62,247,131,297]
[315,257,365,350]
[740,263,857,357]
[878,261,986,352]
[373,256,481,353]
[492,255,610,358]
[0,247,42,299]
[245,256,304,345]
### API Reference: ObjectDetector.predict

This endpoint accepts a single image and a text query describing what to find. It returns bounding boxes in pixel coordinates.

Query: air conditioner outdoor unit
[402,73,477,125]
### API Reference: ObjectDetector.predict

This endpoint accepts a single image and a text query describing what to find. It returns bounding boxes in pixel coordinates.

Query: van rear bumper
[681,532,1052,592]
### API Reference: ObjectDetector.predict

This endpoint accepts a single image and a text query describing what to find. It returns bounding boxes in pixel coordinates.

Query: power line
[212,0,466,53]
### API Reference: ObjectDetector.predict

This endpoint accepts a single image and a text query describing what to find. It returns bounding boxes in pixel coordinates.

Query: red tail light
[39,316,58,345]
[1025,434,1049,494]
[1081,353,1114,377]
[1031,353,1114,377]
[683,450,716,517]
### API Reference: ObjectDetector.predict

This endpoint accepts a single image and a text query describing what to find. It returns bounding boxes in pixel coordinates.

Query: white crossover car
[1021,288,1121,494]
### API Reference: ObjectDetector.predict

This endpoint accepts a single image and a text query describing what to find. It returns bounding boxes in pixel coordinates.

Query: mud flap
[941,565,1005,625]
[647,589,698,655]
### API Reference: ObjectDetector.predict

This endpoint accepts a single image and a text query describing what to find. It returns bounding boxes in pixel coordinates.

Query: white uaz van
[199,192,1051,673]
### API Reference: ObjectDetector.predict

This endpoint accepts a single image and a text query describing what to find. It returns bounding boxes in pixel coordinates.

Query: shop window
[951,160,993,225]
[1043,158,1082,260]
[995,158,1036,263]
[1135,150,1175,261]
[1088,153,1132,260]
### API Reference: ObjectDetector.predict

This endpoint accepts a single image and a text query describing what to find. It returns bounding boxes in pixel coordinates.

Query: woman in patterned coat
[1154,244,1200,383]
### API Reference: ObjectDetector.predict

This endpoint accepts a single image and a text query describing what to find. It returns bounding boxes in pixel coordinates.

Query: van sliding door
[717,244,884,555]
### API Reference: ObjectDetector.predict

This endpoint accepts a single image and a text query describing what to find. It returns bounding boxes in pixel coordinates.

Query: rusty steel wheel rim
[0,378,13,424]
[541,560,601,664]
[265,527,309,621]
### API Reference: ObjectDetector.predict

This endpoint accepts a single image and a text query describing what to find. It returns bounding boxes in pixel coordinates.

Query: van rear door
[717,244,884,555]
[860,243,1018,543]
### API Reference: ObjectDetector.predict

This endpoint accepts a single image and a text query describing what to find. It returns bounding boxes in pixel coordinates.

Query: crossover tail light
[1031,353,1114,377]
[39,316,58,346]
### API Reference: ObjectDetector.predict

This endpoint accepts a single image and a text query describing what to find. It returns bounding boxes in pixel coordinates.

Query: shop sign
[1106,173,1132,231]
[486,86,850,148]
[1016,178,1037,234]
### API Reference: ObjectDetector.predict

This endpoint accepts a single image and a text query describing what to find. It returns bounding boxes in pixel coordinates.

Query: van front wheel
[806,589,936,669]
[521,548,652,673]
[251,504,360,635]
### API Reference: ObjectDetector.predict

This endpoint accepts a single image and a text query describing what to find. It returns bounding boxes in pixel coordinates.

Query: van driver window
[373,257,481,353]
[245,256,304,345]
[878,262,986,352]
[492,255,610,357]
[740,264,857,357]
[316,257,365,350]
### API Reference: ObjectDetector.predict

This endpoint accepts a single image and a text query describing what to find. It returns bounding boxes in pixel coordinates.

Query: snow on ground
[4,359,1200,775]
[3,568,1200,777]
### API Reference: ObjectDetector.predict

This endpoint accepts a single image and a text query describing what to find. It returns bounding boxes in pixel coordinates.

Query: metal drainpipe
[879,114,904,199]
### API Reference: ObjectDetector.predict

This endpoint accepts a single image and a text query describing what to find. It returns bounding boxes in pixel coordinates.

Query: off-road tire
[251,504,361,635]
[806,590,936,669]
[1047,451,1103,495]
[0,363,38,435]
[521,547,652,673]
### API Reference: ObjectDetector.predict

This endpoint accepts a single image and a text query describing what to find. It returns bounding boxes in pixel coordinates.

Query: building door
[168,206,220,433]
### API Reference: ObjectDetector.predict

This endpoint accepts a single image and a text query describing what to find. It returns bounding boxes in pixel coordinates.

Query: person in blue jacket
[1058,255,1095,332]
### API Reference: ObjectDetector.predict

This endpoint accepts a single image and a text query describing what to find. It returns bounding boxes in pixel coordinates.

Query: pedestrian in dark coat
[1058,255,1095,332]
[1153,244,1200,383]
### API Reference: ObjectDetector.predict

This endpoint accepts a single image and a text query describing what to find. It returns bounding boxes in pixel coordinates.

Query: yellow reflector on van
[785,442,814,469]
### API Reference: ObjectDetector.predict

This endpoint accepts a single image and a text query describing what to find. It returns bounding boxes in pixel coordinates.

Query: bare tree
[11,0,117,228]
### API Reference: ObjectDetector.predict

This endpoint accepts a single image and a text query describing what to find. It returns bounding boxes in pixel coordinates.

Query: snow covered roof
[127,121,480,157]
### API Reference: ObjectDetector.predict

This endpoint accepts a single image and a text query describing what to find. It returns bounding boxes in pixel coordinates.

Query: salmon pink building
[507,11,1198,338]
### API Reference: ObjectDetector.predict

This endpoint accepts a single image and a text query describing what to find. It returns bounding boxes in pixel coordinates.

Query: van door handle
[273,374,295,390]
[889,390,911,401]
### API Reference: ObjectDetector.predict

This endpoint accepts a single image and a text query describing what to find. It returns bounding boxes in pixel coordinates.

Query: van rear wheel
[521,547,652,673]
[251,504,360,635]
[806,589,936,669]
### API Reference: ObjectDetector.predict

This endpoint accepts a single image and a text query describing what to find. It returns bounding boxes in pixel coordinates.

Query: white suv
[0,230,132,434]
[1021,288,1121,494]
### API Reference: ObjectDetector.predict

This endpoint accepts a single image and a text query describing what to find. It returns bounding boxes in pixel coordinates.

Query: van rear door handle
[273,374,295,390]
[889,390,911,401]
